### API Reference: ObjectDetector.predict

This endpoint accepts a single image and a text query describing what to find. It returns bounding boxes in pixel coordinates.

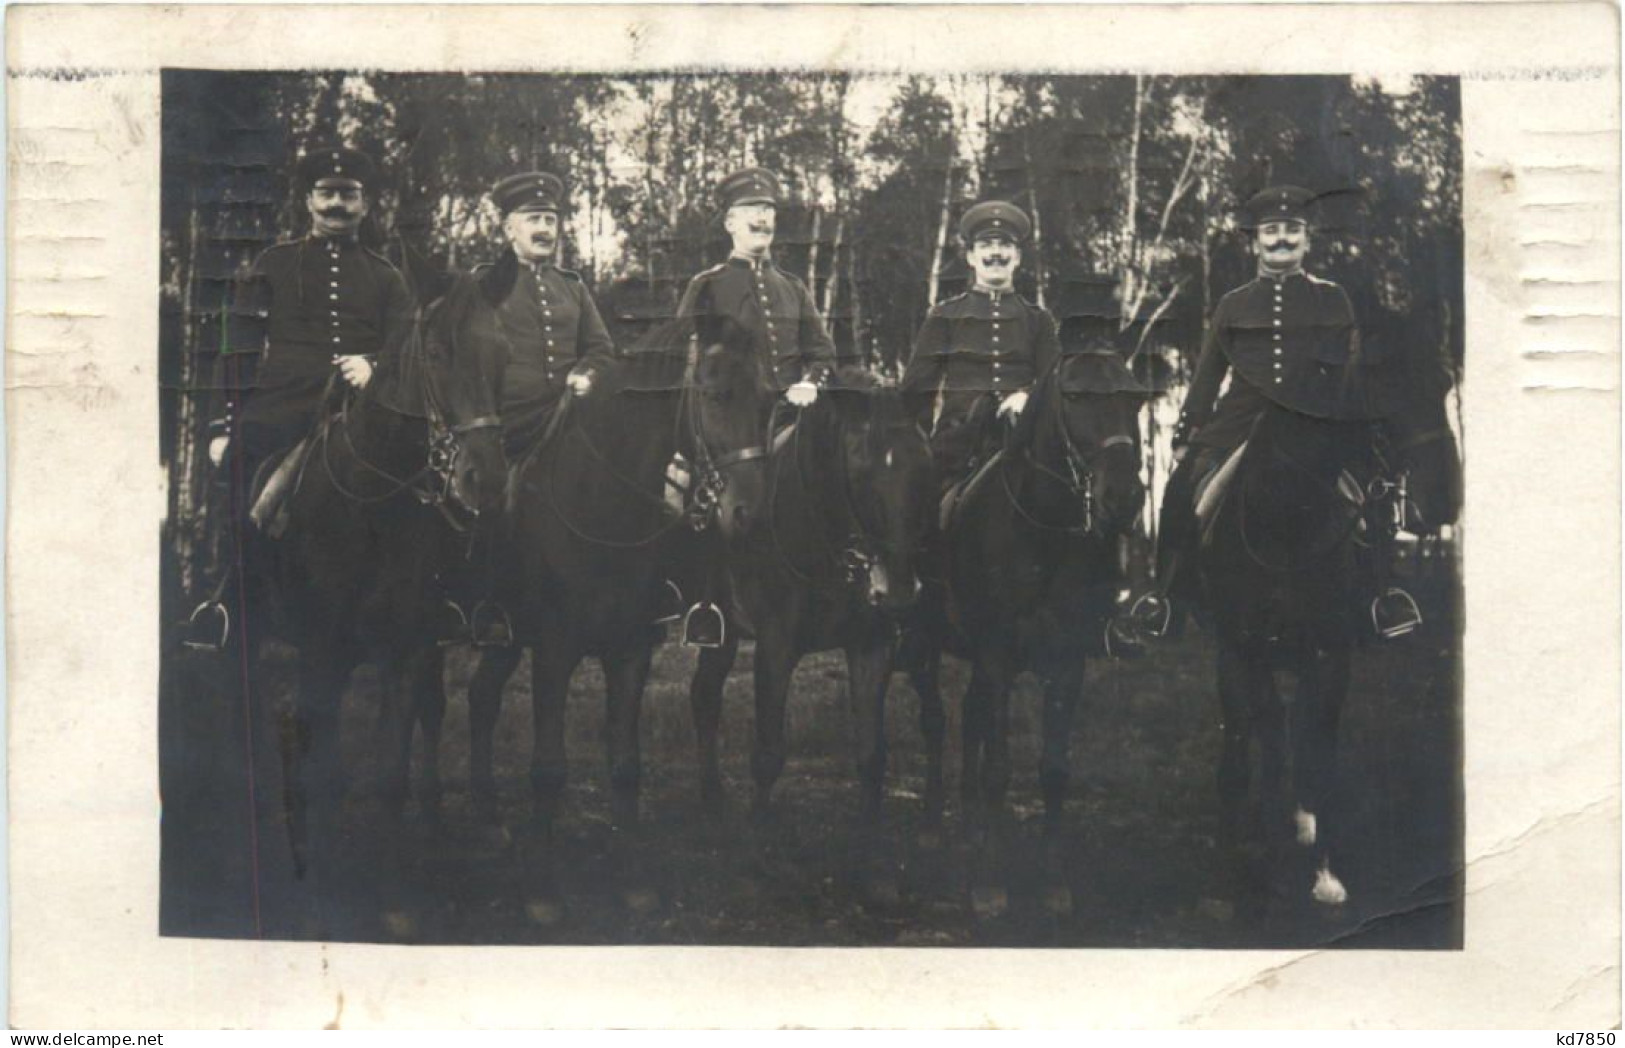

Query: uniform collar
[728,252,772,272]
[310,231,359,248]
[970,282,1014,302]
[519,256,556,274]
[1256,265,1306,286]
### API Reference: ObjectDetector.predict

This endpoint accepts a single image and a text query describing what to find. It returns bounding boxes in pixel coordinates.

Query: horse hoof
[525,898,565,927]
[623,887,661,917]
[971,886,1009,921]
[380,909,418,942]
[1312,867,1348,906]
[1042,885,1074,919]
[1294,807,1317,847]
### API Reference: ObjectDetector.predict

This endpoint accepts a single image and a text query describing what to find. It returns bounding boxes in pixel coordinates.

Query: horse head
[689,317,778,540]
[1384,358,1462,536]
[821,369,937,613]
[1015,348,1148,537]
[422,300,508,520]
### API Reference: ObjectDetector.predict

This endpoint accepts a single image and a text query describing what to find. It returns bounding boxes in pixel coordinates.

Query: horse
[902,347,1148,919]
[682,356,938,899]
[1195,350,1462,918]
[459,319,778,922]
[239,308,508,939]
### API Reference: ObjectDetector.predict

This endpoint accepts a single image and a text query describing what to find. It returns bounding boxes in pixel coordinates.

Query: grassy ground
[163,583,1461,948]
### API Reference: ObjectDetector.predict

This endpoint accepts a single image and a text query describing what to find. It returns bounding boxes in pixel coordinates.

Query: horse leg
[468,645,524,828]
[968,653,1016,921]
[286,652,351,937]
[845,639,898,906]
[1216,640,1272,925]
[411,647,446,832]
[1295,644,1352,907]
[1038,666,1083,918]
[521,640,577,927]
[749,629,796,830]
[603,641,660,915]
[910,647,948,847]
[375,652,429,940]
[689,631,739,814]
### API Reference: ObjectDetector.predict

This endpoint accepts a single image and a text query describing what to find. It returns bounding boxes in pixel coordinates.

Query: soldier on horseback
[183,143,416,651]
[671,166,838,646]
[1128,184,1423,641]
[429,170,618,646]
[901,200,1060,491]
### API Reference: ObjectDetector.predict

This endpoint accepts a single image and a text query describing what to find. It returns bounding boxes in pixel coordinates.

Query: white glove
[334,354,374,390]
[208,435,229,467]
[786,381,819,408]
[567,370,594,397]
[997,389,1029,420]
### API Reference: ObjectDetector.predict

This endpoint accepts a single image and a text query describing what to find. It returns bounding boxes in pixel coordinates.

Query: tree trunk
[822,215,844,317]
[927,146,956,308]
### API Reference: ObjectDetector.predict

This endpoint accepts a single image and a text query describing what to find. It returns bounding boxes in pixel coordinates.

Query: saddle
[248,437,315,539]
[939,450,1004,532]
[1194,443,1246,548]
[1197,440,1368,550]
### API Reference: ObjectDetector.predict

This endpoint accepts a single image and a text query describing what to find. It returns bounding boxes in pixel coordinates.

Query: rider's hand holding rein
[567,369,595,397]
[786,380,819,408]
[997,389,1029,421]
[334,353,375,391]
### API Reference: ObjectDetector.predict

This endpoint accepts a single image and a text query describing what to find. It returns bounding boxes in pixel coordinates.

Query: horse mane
[1007,347,1145,452]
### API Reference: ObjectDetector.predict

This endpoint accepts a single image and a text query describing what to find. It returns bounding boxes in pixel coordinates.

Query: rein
[1000,423,1135,537]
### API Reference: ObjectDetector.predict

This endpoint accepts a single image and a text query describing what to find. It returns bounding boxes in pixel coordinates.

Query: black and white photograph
[7,0,1619,1029]
[156,67,1467,949]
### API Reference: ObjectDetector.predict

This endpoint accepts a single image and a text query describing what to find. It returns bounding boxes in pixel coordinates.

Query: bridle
[999,361,1138,538]
[318,323,501,529]
[526,343,776,548]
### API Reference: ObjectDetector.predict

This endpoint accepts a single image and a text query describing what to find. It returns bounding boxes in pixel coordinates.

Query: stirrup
[1127,591,1173,639]
[436,599,471,647]
[681,602,726,649]
[182,600,231,653]
[1371,588,1422,639]
[471,601,514,649]
[653,580,686,626]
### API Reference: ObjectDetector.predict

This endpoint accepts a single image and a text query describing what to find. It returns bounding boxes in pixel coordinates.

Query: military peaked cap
[1240,185,1317,229]
[959,200,1031,245]
[718,167,783,212]
[298,143,375,189]
[492,171,567,216]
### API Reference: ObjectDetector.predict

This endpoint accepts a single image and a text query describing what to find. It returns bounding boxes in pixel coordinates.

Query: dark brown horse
[247,312,508,938]
[685,361,938,897]
[1197,351,1461,916]
[460,321,778,922]
[903,348,1148,918]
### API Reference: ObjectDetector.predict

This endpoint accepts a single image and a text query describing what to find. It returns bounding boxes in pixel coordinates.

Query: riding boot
[1363,512,1422,640]
[1112,450,1211,647]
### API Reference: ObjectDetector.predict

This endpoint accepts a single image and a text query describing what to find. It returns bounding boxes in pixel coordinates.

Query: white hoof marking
[1295,807,1317,847]
[1312,866,1348,906]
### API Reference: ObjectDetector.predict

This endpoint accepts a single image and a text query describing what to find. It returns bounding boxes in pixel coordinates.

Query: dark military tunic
[676,256,836,389]
[901,286,1061,480]
[431,250,615,457]
[215,235,415,455]
[1179,270,1370,452]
